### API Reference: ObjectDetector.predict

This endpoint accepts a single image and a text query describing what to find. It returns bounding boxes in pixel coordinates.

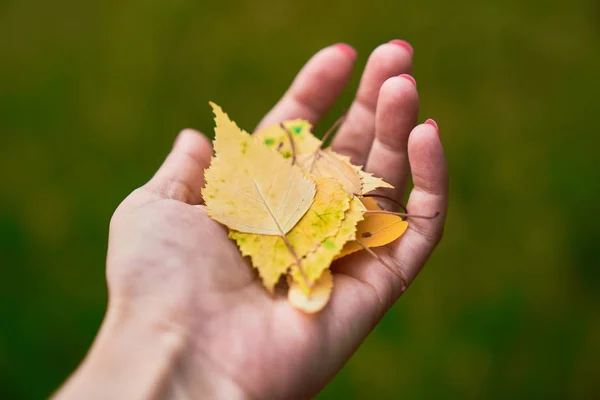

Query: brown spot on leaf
[361,232,373,238]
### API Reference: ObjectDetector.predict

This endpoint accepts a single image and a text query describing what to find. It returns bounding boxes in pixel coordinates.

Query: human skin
[54,41,448,400]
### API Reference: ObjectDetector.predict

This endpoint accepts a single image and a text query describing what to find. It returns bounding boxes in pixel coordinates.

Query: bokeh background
[2,0,600,398]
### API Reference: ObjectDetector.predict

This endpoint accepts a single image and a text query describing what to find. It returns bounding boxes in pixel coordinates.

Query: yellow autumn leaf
[290,196,366,294]
[359,170,394,194]
[230,177,350,291]
[296,149,364,196]
[253,119,321,157]
[336,197,408,259]
[288,269,333,314]
[307,150,393,195]
[203,103,316,235]
[202,104,401,313]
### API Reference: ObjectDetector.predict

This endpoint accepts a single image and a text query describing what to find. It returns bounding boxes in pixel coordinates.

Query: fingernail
[425,118,439,133]
[389,39,413,56]
[333,43,357,60]
[399,74,416,87]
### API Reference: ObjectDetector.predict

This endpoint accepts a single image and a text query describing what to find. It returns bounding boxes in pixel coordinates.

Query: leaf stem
[361,193,408,213]
[308,150,320,173]
[356,238,407,290]
[252,181,311,288]
[280,234,313,289]
[364,210,440,220]
[279,123,297,165]
[319,110,347,147]
[308,111,347,173]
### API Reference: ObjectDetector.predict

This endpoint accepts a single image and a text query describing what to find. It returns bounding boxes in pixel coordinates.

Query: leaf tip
[288,269,333,314]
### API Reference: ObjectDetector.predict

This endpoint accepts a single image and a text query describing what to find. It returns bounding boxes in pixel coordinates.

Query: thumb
[146,129,213,204]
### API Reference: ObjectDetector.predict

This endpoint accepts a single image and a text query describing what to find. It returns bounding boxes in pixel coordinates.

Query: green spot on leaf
[264,138,275,146]
[292,125,302,135]
[323,238,336,249]
[282,151,292,158]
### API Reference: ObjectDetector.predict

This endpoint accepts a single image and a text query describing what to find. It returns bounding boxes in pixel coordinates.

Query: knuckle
[412,223,444,247]
[153,177,200,205]
[109,186,155,231]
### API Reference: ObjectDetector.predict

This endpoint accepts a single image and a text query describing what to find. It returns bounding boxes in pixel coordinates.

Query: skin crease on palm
[55,41,448,400]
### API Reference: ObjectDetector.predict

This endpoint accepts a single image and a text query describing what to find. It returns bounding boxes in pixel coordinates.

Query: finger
[391,120,447,282]
[331,40,413,165]
[364,74,419,205]
[255,43,357,131]
[146,129,213,204]
[331,120,447,314]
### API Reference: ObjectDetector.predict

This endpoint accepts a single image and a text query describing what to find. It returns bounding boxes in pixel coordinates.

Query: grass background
[1,0,599,398]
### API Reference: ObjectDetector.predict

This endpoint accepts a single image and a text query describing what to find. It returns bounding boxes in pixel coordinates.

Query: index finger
[255,43,356,131]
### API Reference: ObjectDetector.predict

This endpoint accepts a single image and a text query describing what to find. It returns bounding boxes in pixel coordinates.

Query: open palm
[63,42,448,400]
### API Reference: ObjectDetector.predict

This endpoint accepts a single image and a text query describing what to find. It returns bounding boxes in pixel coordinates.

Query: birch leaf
[326,152,394,194]
[203,103,316,235]
[288,269,333,314]
[297,149,363,196]
[230,178,350,291]
[359,170,394,194]
[336,197,408,259]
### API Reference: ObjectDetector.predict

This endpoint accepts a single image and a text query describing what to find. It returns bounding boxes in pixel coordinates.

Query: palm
[107,42,447,399]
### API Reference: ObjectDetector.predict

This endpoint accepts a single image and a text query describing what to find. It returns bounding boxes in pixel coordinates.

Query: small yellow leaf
[288,269,333,314]
[331,152,393,194]
[359,170,394,194]
[203,103,316,235]
[297,149,363,196]
[336,197,408,259]
[290,196,366,294]
[253,119,321,157]
[230,178,350,291]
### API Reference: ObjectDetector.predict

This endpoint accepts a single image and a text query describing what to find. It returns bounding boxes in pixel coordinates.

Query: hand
[55,41,448,400]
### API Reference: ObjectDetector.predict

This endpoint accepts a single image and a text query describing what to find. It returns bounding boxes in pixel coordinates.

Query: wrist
[53,300,186,400]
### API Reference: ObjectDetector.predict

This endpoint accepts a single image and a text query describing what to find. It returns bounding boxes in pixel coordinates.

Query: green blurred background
[1,0,600,398]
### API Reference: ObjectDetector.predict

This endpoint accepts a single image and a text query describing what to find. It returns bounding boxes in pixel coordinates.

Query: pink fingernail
[399,74,416,87]
[425,118,439,133]
[333,43,357,60]
[389,39,414,56]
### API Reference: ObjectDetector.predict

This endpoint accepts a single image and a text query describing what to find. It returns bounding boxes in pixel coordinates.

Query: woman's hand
[55,41,448,400]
